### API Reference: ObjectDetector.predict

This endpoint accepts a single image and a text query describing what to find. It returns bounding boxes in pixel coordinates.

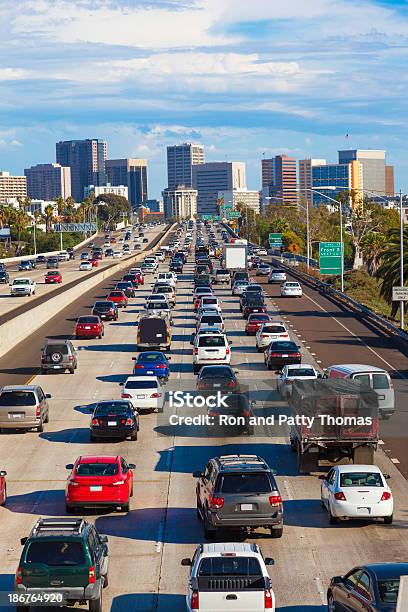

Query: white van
[325,364,394,419]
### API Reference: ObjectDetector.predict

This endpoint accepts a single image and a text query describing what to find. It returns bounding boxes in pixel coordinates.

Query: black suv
[16,518,109,612]
[0,269,9,284]
[92,301,118,321]
[194,454,283,540]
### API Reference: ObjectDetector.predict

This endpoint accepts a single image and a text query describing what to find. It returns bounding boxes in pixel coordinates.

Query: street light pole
[339,200,344,292]
[400,189,405,329]
[33,220,37,256]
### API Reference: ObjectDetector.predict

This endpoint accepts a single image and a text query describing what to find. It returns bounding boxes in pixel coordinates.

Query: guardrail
[221,222,408,346]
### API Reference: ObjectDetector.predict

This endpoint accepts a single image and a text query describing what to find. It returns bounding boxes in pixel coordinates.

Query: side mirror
[119,382,124,386]
[192,471,202,478]
[0,470,7,477]
[99,534,108,544]
[265,557,274,566]
[332,576,343,585]
[167,356,171,360]
[128,463,136,469]
[181,558,192,566]
[317,373,323,379]
[65,464,74,470]
[132,357,136,361]
[45,394,52,399]
[20,537,27,545]
[384,474,391,480]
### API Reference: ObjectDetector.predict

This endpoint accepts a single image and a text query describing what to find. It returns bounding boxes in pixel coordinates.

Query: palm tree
[44,204,55,233]
[13,209,30,246]
[361,231,386,275]
[377,228,408,317]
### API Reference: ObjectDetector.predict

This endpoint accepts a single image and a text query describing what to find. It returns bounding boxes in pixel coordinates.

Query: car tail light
[35,405,41,417]
[122,393,132,399]
[125,418,134,426]
[226,347,230,355]
[133,364,144,369]
[209,496,224,509]
[112,480,125,486]
[381,492,392,501]
[68,355,74,361]
[334,492,347,501]
[190,590,199,609]
[284,380,292,385]
[156,364,167,369]
[269,353,281,358]
[88,566,96,584]
[241,409,251,417]
[269,495,282,507]
[193,348,198,355]
[261,334,268,338]
[16,567,23,585]
[151,392,162,398]
[264,589,273,609]
[294,352,301,358]
[226,380,235,388]
[69,478,80,487]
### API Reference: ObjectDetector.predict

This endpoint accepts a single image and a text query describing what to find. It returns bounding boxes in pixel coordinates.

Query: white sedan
[276,363,320,396]
[321,464,393,524]
[256,321,289,352]
[120,376,165,412]
[280,281,302,297]
[113,250,123,259]
[79,261,92,271]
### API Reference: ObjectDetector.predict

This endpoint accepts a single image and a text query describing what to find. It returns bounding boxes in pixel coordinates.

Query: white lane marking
[391,458,401,464]
[155,522,164,553]
[282,479,294,501]
[314,577,326,604]
[379,439,385,445]
[303,292,407,379]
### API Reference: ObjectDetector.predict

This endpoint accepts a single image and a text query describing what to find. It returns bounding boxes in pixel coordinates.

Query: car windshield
[378,579,399,603]
[287,368,316,377]
[0,391,36,406]
[270,342,297,350]
[339,472,384,487]
[198,336,225,347]
[139,354,164,362]
[76,463,118,476]
[200,316,222,325]
[95,402,130,415]
[13,279,29,285]
[78,317,99,324]
[26,542,86,567]
[219,472,272,494]
[125,380,157,389]
[198,557,262,577]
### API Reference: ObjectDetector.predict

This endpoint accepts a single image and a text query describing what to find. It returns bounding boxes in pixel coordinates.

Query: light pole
[399,190,405,329]
[33,219,37,256]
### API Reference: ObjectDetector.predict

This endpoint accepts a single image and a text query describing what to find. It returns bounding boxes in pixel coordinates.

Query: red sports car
[75,315,104,339]
[45,270,62,284]
[0,469,6,505]
[245,313,271,335]
[65,455,134,513]
[107,290,128,308]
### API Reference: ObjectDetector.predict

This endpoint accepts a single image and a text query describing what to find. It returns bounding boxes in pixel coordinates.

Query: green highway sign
[227,211,241,219]
[201,214,214,220]
[269,233,283,246]
[213,215,221,221]
[319,241,343,275]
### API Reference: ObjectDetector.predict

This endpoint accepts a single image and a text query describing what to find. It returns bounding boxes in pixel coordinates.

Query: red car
[90,258,99,267]
[65,455,134,513]
[107,290,128,308]
[245,313,271,335]
[45,270,62,284]
[130,269,144,285]
[0,469,6,505]
[75,315,104,339]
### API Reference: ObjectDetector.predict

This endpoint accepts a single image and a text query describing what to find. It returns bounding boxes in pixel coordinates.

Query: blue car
[18,260,35,271]
[132,351,171,381]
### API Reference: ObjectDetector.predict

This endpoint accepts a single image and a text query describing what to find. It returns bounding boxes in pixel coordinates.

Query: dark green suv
[15,518,109,612]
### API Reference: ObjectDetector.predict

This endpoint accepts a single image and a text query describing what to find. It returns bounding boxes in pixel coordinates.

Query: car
[66,247,75,259]
[194,290,213,310]
[280,281,302,297]
[194,454,283,539]
[16,517,109,612]
[75,315,104,339]
[105,247,114,257]
[143,237,148,243]
[36,255,47,264]
[193,332,231,374]
[46,256,59,269]
[122,273,139,288]
[79,261,93,271]
[104,241,111,247]
[245,313,271,335]
[92,300,118,321]
[115,281,137,298]
[321,464,393,525]
[268,269,287,284]
[256,320,289,351]
[44,270,62,284]
[197,295,221,313]
[196,313,224,333]
[58,250,69,261]
[243,299,267,319]
[141,262,155,273]
[107,289,128,308]
[80,251,89,260]
[327,562,408,612]
[196,365,238,391]
[10,278,36,296]
[232,280,250,295]
[0,385,50,432]
[123,244,130,253]
[258,248,268,256]
[120,376,165,412]
[89,401,139,442]
[152,283,176,305]
[277,364,320,397]
[182,542,275,612]
[137,316,171,351]
[18,260,34,271]
[113,250,122,258]
[65,455,135,513]
[130,267,144,284]
[41,339,78,374]
[90,257,99,267]
[132,351,171,381]
[264,340,302,371]
[88,241,95,247]
[145,299,173,322]
[231,270,249,286]
[169,260,183,273]
[256,263,271,276]
[0,269,9,284]
[0,468,6,505]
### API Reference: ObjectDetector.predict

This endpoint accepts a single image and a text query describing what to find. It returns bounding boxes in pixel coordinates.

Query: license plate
[137,394,145,399]
[240,504,254,511]
[9,413,23,419]
[90,486,102,492]
[282,354,288,358]
[108,421,117,426]
[357,507,370,514]
[147,370,154,375]
[213,383,221,387]
[100,314,106,318]
[252,309,259,312]
[53,365,62,369]
[84,326,91,330]
[378,394,385,400]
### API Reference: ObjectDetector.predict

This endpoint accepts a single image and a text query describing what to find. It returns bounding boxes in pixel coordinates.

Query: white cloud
[0,68,28,80]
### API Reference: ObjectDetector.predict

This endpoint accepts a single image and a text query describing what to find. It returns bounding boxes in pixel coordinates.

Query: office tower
[262,155,297,205]
[0,171,27,203]
[385,165,395,196]
[24,163,71,200]
[338,149,385,195]
[145,199,162,213]
[56,139,107,202]
[162,186,197,220]
[261,158,274,189]
[218,189,260,214]
[167,143,205,189]
[312,161,363,207]
[298,158,326,205]
[84,184,128,199]
[105,158,148,208]
[192,161,246,215]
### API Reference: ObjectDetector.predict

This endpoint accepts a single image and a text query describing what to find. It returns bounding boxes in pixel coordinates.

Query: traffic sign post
[319,242,343,275]
[269,233,283,247]
[288,243,300,254]
[392,287,408,301]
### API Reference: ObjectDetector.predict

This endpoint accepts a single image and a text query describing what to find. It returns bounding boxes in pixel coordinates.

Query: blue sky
[1,0,408,198]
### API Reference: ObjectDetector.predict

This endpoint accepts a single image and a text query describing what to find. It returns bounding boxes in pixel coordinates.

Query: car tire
[36,420,44,433]
[204,515,216,540]
[44,411,49,423]
[41,368,47,375]
[130,430,138,441]
[66,504,76,514]
[90,432,96,442]
[267,361,272,370]
[121,503,130,513]
[16,606,29,612]
[69,368,75,374]
[384,514,393,524]
[98,334,102,339]
[157,405,164,413]
[329,507,338,525]
[270,525,283,538]
[89,593,102,612]
[1,485,6,506]
[103,573,109,589]
[246,425,255,436]
[327,593,337,612]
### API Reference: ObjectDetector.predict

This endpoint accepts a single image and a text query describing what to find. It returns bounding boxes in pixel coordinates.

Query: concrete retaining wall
[0,224,175,360]
[0,232,98,265]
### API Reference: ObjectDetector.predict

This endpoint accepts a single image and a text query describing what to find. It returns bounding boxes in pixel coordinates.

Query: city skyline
[0,0,407,198]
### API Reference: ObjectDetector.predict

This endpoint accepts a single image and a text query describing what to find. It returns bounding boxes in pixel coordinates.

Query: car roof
[335,464,382,473]
[201,542,260,556]
[286,363,314,370]
[328,364,388,374]
[125,375,158,382]
[362,563,408,579]
[215,454,271,472]
[2,385,39,391]
[77,455,119,464]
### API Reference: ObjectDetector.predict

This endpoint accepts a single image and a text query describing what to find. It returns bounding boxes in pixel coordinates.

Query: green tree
[361,231,386,275]
[94,193,131,229]
[44,204,55,233]
[377,227,408,317]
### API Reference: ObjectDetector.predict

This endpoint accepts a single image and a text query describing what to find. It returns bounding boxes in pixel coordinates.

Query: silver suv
[0,385,50,432]
[194,454,283,540]
[41,340,78,374]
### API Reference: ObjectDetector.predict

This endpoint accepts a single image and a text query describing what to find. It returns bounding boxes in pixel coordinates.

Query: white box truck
[223,244,247,271]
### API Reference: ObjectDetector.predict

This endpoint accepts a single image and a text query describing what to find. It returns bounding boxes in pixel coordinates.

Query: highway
[0,225,408,611]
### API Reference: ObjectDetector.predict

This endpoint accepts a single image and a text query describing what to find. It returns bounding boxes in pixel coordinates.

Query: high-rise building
[262,155,297,205]
[298,158,326,205]
[24,163,71,201]
[338,149,385,195]
[218,189,260,214]
[312,161,363,207]
[0,171,27,203]
[145,199,163,213]
[385,165,395,196]
[56,139,107,202]
[105,158,148,208]
[167,143,205,189]
[162,186,197,220]
[84,184,128,199]
[192,162,246,215]
[261,158,274,189]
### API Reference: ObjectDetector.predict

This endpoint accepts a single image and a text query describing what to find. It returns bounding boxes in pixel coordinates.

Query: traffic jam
[0,219,406,612]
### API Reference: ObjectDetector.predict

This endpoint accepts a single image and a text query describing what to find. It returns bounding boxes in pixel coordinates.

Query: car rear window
[78,316,99,324]
[270,341,297,350]
[0,391,37,406]
[94,302,113,308]
[198,557,262,577]
[125,380,157,389]
[95,402,130,415]
[263,325,286,334]
[218,473,273,494]
[248,315,268,321]
[201,367,233,378]
[202,298,217,304]
[45,344,69,354]
[372,373,390,390]
[216,270,228,275]
[26,542,86,566]
[339,472,384,487]
[198,336,225,347]
[110,291,124,297]
[139,353,163,362]
[285,283,300,288]
[147,302,168,309]
[76,462,118,476]
[246,285,262,292]
[287,368,315,377]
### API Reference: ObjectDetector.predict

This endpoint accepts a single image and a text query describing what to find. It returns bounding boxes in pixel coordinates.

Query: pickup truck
[10,278,36,296]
